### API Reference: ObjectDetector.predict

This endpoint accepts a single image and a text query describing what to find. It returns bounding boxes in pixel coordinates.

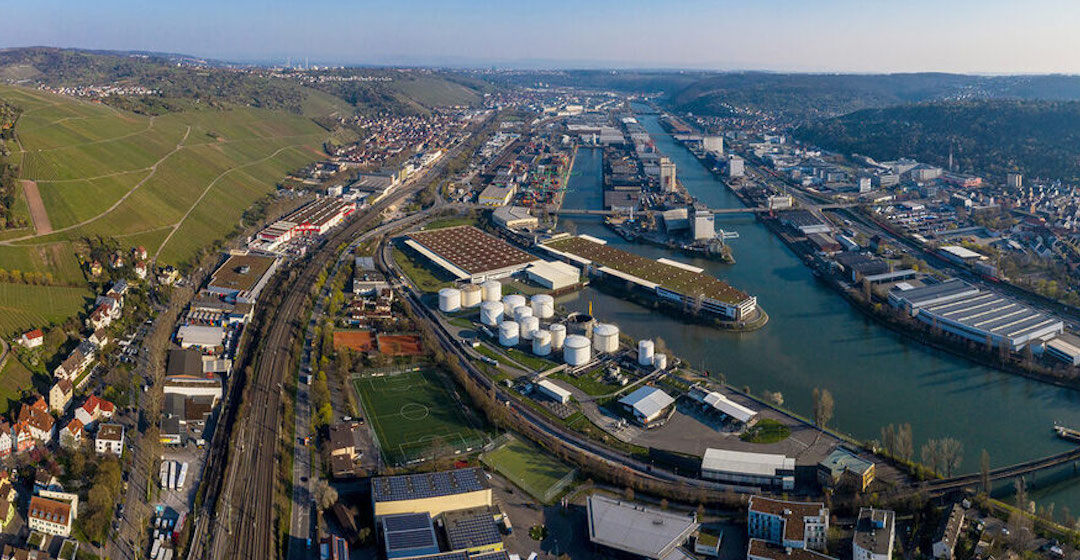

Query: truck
[177,462,188,490]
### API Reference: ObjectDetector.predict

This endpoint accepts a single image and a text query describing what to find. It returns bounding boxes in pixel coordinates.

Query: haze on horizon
[6,0,1080,74]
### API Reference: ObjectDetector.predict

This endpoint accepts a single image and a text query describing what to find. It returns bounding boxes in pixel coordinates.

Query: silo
[460,284,482,308]
[482,280,502,302]
[638,340,655,366]
[520,316,540,341]
[498,321,519,346]
[592,323,620,353]
[532,330,552,356]
[502,294,526,316]
[549,324,567,351]
[653,353,668,370]
[530,294,555,319]
[438,288,461,313]
[564,335,591,366]
[514,306,534,322]
[480,301,504,326]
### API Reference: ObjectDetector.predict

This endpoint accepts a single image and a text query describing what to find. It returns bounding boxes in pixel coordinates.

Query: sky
[6,0,1080,73]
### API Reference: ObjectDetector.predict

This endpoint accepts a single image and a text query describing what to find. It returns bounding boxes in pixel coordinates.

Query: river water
[556,114,1080,513]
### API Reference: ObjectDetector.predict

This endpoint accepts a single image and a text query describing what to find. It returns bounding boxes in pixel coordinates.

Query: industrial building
[353,256,390,295]
[492,206,538,230]
[443,507,505,555]
[586,495,699,560]
[692,208,715,240]
[372,468,492,518]
[205,252,280,303]
[853,508,895,560]
[748,496,829,551]
[779,210,831,236]
[251,197,356,251]
[1045,336,1080,366]
[888,279,1063,351]
[405,226,539,283]
[524,261,580,291]
[175,325,225,350]
[659,157,677,192]
[536,379,572,405]
[618,386,675,427]
[701,449,795,490]
[817,447,875,491]
[687,385,757,425]
[478,183,517,206]
[541,235,758,321]
[382,512,441,559]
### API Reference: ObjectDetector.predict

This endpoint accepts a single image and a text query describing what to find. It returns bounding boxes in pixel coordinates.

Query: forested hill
[794,100,1080,182]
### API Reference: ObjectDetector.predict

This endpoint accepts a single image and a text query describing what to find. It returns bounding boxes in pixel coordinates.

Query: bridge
[553,203,859,217]
[917,444,1080,495]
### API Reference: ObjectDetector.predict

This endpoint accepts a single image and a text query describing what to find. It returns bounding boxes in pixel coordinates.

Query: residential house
[74,396,115,430]
[134,261,148,279]
[17,399,55,445]
[28,495,74,537]
[0,473,15,531]
[86,299,120,330]
[59,420,84,451]
[932,504,964,560]
[88,260,103,277]
[53,342,95,382]
[18,329,43,349]
[88,329,109,349]
[133,246,148,261]
[853,508,895,560]
[748,496,830,551]
[328,422,361,478]
[94,424,124,456]
[0,423,11,459]
[48,379,73,414]
[13,423,33,453]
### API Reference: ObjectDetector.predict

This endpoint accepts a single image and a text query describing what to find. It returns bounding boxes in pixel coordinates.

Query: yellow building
[372,468,493,518]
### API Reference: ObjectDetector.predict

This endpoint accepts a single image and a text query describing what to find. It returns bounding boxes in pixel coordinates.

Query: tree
[921,439,942,476]
[812,388,834,428]
[980,449,991,494]
[896,424,914,462]
[623,487,634,501]
[315,480,338,511]
[939,438,963,477]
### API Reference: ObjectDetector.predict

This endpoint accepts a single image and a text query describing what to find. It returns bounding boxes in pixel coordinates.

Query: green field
[481,436,576,503]
[353,368,486,465]
[0,358,36,415]
[741,418,792,444]
[0,281,91,337]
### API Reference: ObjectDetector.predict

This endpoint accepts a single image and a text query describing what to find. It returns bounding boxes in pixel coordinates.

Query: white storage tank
[653,353,668,370]
[480,301,504,326]
[499,321,520,346]
[514,305,534,322]
[520,316,540,341]
[564,335,592,366]
[530,294,555,319]
[638,339,655,366]
[592,323,620,353]
[460,284,482,308]
[549,324,567,350]
[438,288,462,313]
[532,330,552,356]
[482,280,502,302]
[502,294,527,316]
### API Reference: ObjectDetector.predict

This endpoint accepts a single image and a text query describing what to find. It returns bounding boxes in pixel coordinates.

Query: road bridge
[552,203,859,217]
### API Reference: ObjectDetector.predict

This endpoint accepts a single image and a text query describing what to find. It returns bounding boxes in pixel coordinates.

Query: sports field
[353,368,485,465]
[481,436,576,503]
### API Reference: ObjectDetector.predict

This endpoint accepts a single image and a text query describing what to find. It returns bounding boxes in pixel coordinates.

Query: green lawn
[502,347,558,372]
[741,418,792,444]
[552,370,623,397]
[392,245,454,292]
[353,368,486,465]
[424,215,480,230]
[481,436,575,503]
[0,282,91,337]
[0,358,36,415]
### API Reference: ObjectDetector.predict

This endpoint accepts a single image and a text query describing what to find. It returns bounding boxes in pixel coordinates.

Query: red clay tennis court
[333,330,375,352]
[376,334,424,356]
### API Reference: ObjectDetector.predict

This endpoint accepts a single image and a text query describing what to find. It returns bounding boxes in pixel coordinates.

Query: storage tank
[482,280,502,302]
[532,330,552,356]
[638,339,655,366]
[549,324,567,350]
[520,316,540,341]
[567,313,596,339]
[502,294,527,315]
[592,323,620,353]
[480,301,504,326]
[653,353,668,370]
[530,294,555,319]
[564,335,591,366]
[514,305,534,322]
[498,321,519,346]
[438,288,461,313]
[460,284,482,308]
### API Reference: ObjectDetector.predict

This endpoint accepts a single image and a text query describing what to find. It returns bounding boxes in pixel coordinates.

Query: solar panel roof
[444,508,502,551]
[373,468,488,503]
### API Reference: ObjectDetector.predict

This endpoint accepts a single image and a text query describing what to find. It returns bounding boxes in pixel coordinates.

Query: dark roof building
[381,512,440,559]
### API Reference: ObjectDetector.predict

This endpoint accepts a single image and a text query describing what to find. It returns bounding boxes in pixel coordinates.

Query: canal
[556,115,1080,512]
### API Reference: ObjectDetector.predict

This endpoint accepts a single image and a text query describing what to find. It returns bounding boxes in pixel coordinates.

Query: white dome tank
[530,294,555,319]
[460,284,482,308]
[549,324,567,350]
[564,335,591,366]
[514,305,534,322]
[498,321,519,346]
[482,280,502,302]
[502,294,526,316]
[438,288,461,313]
[532,330,552,356]
[592,323,620,353]
[638,339,655,366]
[480,301,504,326]
[520,316,540,340]
[653,353,668,370]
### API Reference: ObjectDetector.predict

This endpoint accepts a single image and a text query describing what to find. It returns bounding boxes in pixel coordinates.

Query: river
[555,114,1080,513]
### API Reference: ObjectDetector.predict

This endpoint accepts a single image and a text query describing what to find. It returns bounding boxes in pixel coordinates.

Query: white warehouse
[701,448,796,490]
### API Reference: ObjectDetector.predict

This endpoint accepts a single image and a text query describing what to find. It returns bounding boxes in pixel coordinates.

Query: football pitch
[353,368,486,466]
[481,436,576,503]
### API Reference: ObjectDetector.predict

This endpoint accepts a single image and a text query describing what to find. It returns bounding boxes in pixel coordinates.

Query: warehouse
[779,210,831,235]
[252,197,356,250]
[176,325,225,350]
[477,183,517,206]
[687,385,758,425]
[541,235,758,321]
[492,206,538,230]
[1045,336,1080,366]
[700,448,795,490]
[372,468,492,518]
[525,261,580,290]
[206,252,280,303]
[889,279,1063,351]
[536,379,572,404]
[405,226,539,283]
[618,386,675,427]
[587,495,699,560]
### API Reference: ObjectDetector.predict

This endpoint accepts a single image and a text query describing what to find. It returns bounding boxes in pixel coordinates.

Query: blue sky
[7,0,1080,72]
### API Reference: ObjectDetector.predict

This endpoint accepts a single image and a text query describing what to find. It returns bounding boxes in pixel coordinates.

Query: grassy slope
[0,281,91,336]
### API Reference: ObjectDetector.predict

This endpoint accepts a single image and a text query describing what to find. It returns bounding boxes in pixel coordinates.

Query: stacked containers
[438,288,461,313]
[480,301,504,326]
[592,323,620,353]
[564,335,591,366]
[520,316,540,341]
[530,294,555,319]
[549,324,567,350]
[482,280,502,302]
[532,330,552,356]
[460,284,482,308]
[498,321,519,346]
[638,340,655,366]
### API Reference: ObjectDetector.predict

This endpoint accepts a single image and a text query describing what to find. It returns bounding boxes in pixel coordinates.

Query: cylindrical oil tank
[480,301,503,326]
[520,316,540,340]
[514,305,534,322]
[653,353,668,370]
[549,324,567,350]
[532,330,552,356]
[592,323,620,353]
[567,313,596,339]
[482,280,502,302]
[564,335,591,366]
[498,321,519,346]
[502,294,526,316]
[460,284,482,308]
[638,339,655,366]
[438,288,461,313]
[530,294,555,319]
